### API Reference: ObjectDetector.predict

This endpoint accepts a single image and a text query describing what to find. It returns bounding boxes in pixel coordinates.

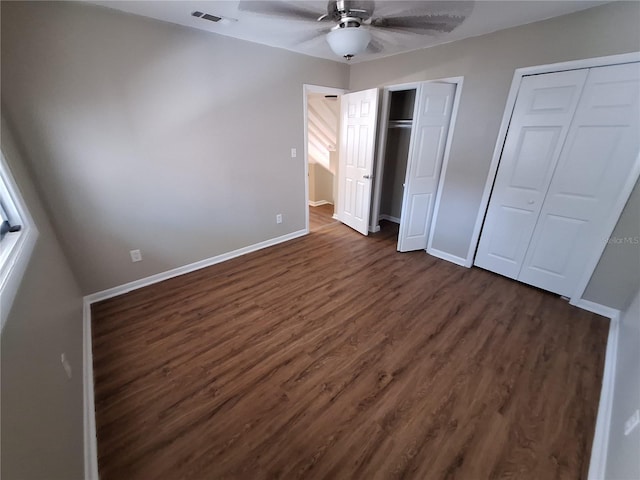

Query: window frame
[0,150,38,331]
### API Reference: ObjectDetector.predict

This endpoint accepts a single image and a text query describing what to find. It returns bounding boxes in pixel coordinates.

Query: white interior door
[474,69,588,278]
[518,62,640,296]
[398,82,456,252]
[337,88,379,235]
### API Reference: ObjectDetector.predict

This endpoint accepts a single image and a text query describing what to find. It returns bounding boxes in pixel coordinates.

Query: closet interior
[378,88,416,224]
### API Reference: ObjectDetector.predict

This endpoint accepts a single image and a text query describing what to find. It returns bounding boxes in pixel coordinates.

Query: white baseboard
[379,214,400,224]
[308,200,333,207]
[369,225,381,233]
[82,229,307,478]
[426,247,469,268]
[81,227,617,480]
[588,313,620,480]
[571,299,621,480]
[332,214,339,220]
[83,299,99,480]
[570,298,622,319]
[85,229,307,304]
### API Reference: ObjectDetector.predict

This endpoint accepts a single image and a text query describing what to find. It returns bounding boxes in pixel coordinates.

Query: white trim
[588,313,620,480]
[512,52,640,78]
[79,227,624,480]
[426,76,465,262]
[379,214,400,224]
[308,200,333,207]
[0,152,39,332]
[303,85,347,237]
[467,52,640,269]
[382,81,424,92]
[426,246,468,267]
[371,77,464,253]
[85,229,307,304]
[83,299,99,480]
[571,298,622,320]
[370,81,424,233]
[83,228,308,476]
[465,69,522,268]
[370,87,391,233]
[0,228,38,330]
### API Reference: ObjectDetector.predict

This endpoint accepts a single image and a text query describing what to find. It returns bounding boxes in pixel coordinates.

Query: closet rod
[388,120,413,128]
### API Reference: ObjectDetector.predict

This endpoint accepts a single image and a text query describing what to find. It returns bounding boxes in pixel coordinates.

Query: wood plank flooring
[91,222,609,479]
[309,203,338,232]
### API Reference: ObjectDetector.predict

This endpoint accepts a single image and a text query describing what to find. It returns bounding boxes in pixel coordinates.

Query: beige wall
[349,1,640,308]
[310,162,334,204]
[1,116,84,479]
[1,1,348,293]
[584,181,640,311]
[2,0,637,309]
[1,3,638,476]
[308,162,316,204]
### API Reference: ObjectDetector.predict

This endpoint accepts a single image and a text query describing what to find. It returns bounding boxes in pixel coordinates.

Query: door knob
[363,174,372,179]
[528,199,535,205]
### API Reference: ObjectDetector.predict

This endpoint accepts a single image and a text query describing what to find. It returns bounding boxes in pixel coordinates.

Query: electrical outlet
[130,249,142,262]
[276,214,283,224]
[291,148,297,158]
[624,409,640,436]
[61,353,72,379]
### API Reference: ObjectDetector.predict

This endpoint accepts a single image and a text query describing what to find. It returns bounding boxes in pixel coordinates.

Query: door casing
[398,81,456,253]
[371,77,464,253]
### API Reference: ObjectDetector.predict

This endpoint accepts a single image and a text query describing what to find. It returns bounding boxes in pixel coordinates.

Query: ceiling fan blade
[369,1,473,19]
[292,27,332,46]
[371,14,467,34]
[238,1,325,22]
[369,28,405,48]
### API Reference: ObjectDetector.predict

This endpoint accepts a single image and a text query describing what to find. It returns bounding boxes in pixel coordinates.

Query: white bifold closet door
[476,62,640,297]
[398,82,455,252]
[475,70,588,278]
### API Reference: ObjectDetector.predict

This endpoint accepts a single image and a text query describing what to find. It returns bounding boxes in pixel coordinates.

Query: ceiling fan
[238,1,474,60]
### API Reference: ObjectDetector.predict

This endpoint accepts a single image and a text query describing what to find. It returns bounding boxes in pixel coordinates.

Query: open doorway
[303,85,346,233]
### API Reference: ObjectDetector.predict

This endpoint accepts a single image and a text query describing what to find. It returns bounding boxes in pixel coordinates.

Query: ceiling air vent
[191,11,222,23]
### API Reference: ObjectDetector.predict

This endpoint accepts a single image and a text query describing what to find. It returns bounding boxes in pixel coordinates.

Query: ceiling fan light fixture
[326,26,371,60]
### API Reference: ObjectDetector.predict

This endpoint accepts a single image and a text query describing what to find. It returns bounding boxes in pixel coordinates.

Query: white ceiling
[86,1,610,63]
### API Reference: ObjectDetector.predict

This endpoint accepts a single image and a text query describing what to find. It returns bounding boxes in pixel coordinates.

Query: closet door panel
[397,82,455,252]
[407,194,432,237]
[474,69,588,278]
[519,62,640,296]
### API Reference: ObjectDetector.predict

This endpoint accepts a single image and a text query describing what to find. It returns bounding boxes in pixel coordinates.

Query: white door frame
[303,84,347,234]
[425,76,464,262]
[371,81,422,233]
[467,51,640,303]
[371,76,464,249]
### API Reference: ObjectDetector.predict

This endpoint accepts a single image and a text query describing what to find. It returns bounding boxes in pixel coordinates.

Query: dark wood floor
[309,203,338,232]
[91,222,609,479]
